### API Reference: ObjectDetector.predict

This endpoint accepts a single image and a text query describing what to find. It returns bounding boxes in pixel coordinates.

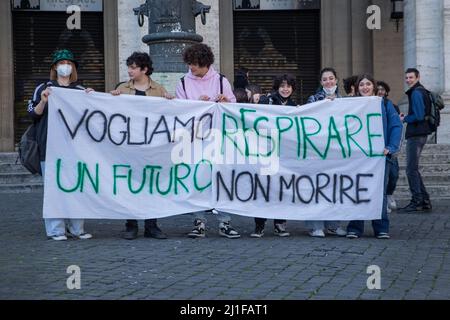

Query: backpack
[16,81,53,176]
[18,122,41,175]
[424,90,445,132]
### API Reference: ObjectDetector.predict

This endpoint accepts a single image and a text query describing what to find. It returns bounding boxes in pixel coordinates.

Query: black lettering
[173,116,195,142]
[296,175,315,204]
[148,116,171,144]
[316,173,332,203]
[216,170,234,201]
[356,174,373,203]
[254,174,270,202]
[86,110,107,142]
[340,175,356,203]
[127,117,148,145]
[196,113,213,140]
[108,114,127,146]
[279,175,295,203]
[235,171,254,202]
[58,109,88,139]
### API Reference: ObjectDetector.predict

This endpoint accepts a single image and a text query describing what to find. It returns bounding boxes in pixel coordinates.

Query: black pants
[255,218,286,227]
[126,219,157,229]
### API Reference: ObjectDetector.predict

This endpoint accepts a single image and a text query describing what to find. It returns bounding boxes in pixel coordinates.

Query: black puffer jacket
[258,92,297,106]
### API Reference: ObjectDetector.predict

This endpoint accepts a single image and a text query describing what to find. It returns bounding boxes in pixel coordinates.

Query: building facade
[1,0,449,152]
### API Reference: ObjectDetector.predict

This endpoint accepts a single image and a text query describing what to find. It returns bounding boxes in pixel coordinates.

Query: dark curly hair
[183,43,215,68]
[273,74,296,92]
[126,52,154,76]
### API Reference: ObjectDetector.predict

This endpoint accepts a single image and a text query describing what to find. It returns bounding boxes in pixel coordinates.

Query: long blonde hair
[50,61,78,83]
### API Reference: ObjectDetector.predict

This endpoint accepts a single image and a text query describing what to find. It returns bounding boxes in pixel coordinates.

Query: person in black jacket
[250,74,297,238]
[27,49,94,241]
[398,68,432,213]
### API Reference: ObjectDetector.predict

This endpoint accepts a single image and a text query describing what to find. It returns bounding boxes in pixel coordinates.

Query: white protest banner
[44,87,386,220]
[44,87,216,219]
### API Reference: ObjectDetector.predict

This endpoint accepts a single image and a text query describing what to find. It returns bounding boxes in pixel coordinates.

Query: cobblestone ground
[0,192,449,300]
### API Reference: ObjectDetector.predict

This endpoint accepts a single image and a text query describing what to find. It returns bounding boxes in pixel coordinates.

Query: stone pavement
[0,192,449,301]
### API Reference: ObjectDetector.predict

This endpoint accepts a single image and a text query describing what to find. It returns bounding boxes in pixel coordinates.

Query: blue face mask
[56,64,73,77]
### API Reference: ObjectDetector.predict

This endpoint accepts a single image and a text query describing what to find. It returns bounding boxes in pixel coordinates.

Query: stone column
[0,2,15,152]
[403,0,447,143]
[440,0,450,143]
[321,0,352,79]
[351,0,373,75]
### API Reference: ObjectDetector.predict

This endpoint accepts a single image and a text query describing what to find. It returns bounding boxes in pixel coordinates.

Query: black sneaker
[122,226,138,240]
[274,223,290,237]
[250,225,264,238]
[188,219,206,238]
[219,222,241,239]
[422,199,432,211]
[398,202,424,214]
[144,225,168,239]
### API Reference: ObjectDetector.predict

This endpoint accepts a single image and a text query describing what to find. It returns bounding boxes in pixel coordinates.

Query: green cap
[52,49,78,68]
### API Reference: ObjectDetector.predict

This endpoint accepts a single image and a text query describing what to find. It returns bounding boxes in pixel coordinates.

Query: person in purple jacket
[175,43,240,239]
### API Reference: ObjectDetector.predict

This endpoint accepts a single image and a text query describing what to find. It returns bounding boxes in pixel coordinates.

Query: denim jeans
[406,136,430,204]
[41,162,85,237]
[347,158,391,236]
[193,210,231,224]
[305,221,341,230]
[386,157,399,196]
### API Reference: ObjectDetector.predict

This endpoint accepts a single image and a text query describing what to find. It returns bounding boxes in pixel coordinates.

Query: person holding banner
[305,67,347,238]
[111,52,171,240]
[346,75,402,239]
[249,74,298,238]
[27,49,94,241]
[175,43,240,239]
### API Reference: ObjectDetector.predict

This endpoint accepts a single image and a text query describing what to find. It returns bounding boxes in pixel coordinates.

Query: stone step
[0,153,20,164]
[393,185,450,200]
[396,174,450,185]
[0,183,43,193]
[0,173,43,185]
[0,163,30,174]
[401,144,450,153]
[397,165,450,174]
[396,153,450,163]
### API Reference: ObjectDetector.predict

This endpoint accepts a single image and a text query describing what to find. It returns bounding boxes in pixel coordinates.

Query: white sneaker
[387,195,397,210]
[387,205,392,214]
[48,235,67,241]
[326,227,347,237]
[309,229,325,238]
[67,231,92,240]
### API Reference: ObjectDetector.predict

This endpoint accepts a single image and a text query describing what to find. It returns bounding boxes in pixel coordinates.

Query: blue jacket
[404,82,432,138]
[382,98,403,155]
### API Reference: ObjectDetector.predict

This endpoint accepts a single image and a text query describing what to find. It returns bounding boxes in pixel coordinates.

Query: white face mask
[56,64,73,77]
[323,85,337,96]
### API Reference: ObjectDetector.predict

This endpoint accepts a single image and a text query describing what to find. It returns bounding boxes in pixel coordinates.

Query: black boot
[122,220,138,240]
[144,219,167,239]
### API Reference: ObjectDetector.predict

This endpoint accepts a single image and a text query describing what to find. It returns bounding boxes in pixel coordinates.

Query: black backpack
[18,122,41,175]
[424,90,445,132]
